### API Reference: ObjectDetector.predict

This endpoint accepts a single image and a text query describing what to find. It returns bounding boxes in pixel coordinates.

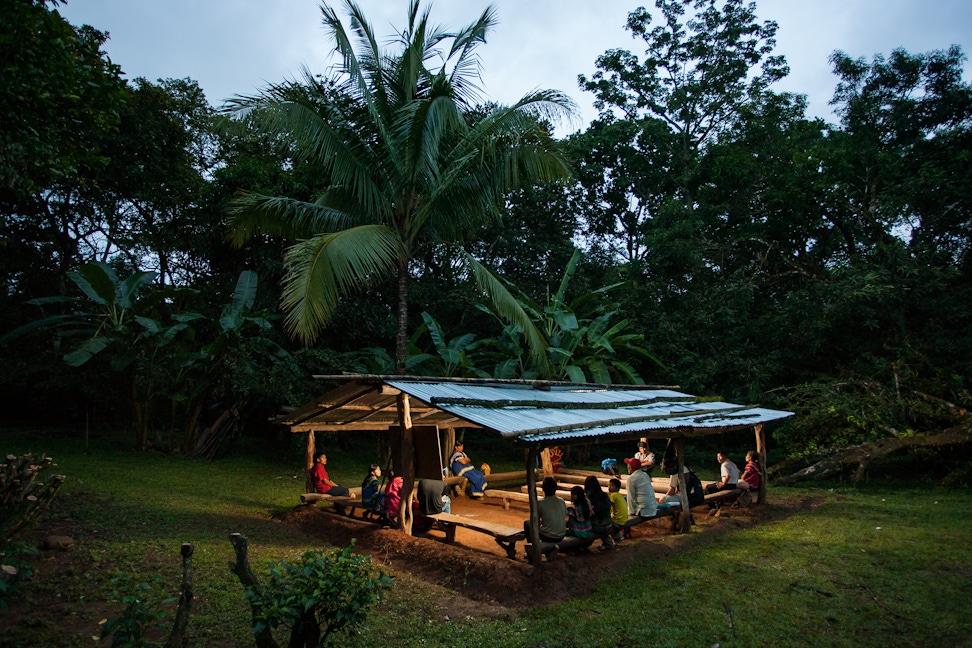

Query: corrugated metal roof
[384,380,792,444]
[284,376,793,444]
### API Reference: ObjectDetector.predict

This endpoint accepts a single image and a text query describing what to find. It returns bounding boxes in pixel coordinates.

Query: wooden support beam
[674,437,691,533]
[305,431,315,493]
[443,428,455,475]
[755,423,767,505]
[540,448,553,478]
[396,393,414,535]
[526,447,541,572]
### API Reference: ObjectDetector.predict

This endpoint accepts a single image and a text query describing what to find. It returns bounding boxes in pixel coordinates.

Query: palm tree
[226,0,575,373]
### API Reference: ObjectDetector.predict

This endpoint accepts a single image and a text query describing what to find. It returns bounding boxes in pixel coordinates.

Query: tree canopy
[1,0,970,475]
[225,0,575,373]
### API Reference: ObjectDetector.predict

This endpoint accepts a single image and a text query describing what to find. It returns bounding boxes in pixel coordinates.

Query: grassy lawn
[2,427,970,647]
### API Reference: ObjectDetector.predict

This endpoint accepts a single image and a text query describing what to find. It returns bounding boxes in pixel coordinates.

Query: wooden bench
[622,503,682,535]
[702,487,750,510]
[425,512,526,559]
[442,470,535,487]
[299,488,378,519]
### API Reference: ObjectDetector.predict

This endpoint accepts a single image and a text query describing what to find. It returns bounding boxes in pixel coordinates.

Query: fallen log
[775,429,970,485]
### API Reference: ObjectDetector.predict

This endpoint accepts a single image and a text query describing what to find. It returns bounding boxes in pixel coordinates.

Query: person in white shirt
[704,450,740,495]
[634,440,655,476]
[623,457,657,518]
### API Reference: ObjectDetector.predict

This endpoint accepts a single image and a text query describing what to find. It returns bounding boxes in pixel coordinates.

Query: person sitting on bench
[418,478,452,515]
[449,441,488,498]
[704,450,740,496]
[566,486,594,542]
[736,451,762,492]
[384,472,404,520]
[624,457,657,518]
[524,476,566,544]
[360,464,381,510]
[664,465,705,507]
[608,478,627,543]
[585,475,616,550]
[704,450,741,515]
[310,452,350,497]
[413,478,452,534]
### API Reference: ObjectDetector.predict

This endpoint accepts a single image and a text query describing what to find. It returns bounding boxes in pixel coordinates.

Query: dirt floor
[279,489,796,614]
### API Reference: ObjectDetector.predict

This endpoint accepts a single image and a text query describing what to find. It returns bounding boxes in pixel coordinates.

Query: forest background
[2,0,971,477]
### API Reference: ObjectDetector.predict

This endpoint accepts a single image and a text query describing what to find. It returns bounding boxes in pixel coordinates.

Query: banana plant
[474,248,663,383]
[3,262,164,367]
[2,261,193,448]
[4,265,290,452]
[418,312,489,378]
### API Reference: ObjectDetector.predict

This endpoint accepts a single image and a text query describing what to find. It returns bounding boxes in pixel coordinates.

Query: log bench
[441,470,536,487]
[622,503,682,536]
[425,512,526,559]
[702,487,750,509]
[299,488,378,519]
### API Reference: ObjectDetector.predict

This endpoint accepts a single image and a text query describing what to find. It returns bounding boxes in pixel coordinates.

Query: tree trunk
[395,260,409,375]
[228,534,280,648]
[776,429,970,486]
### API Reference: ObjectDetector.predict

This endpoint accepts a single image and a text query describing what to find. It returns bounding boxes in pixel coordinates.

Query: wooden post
[540,448,553,478]
[526,446,541,570]
[443,428,455,475]
[674,436,691,532]
[397,393,414,535]
[755,423,767,505]
[304,431,316,493]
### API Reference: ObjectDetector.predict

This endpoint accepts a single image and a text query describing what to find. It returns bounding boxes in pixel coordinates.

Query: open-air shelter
[281,374,794,568]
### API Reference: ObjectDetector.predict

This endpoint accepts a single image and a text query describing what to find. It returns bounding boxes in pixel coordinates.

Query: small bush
[246,541,393,647]
[100,571,177,648]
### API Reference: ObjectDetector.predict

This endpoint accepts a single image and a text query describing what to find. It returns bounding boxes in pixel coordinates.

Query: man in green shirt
[527,476,566,542]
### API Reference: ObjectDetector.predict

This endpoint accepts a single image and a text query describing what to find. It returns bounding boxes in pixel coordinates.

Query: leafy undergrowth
[1,428,970,647]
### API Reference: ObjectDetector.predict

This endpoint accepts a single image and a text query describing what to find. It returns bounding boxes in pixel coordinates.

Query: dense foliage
[1,0,969,469]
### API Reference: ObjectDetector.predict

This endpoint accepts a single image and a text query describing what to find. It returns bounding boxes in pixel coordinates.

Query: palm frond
[227,192,356,246]
[610,360,645,385]
[281,225,404,343]
[553,248,583,307]
[461,251,549,374]
[443,5,496,106]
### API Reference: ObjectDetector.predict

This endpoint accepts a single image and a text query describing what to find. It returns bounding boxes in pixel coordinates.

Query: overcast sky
[59,0,972,135]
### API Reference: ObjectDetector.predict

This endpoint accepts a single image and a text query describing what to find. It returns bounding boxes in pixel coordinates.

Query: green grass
[2,427,971,647]
[508,487,971,648]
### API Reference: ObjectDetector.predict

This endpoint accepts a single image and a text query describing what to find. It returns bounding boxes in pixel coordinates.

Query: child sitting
[584,476,616,550]
[566,485,594,541]
[360,464,381,510]
[607,478,626,544]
